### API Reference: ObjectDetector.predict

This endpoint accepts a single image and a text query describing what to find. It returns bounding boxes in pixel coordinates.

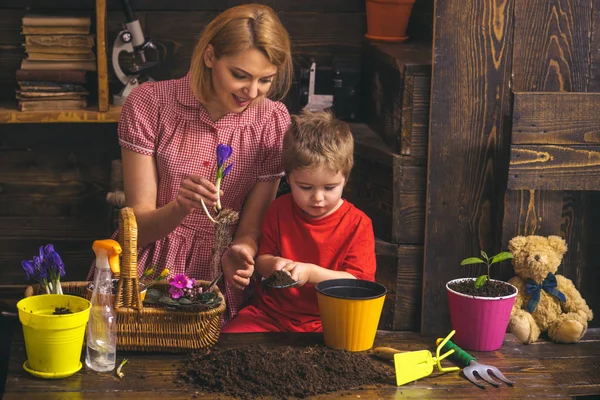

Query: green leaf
[460,257,485,265]
[199,292,217,303]
[490,252,514,265]
[178,298,192,305]
[480,250,488,261]
[145,288,162,301]
[159,297,180,307]
[474,275,488,288]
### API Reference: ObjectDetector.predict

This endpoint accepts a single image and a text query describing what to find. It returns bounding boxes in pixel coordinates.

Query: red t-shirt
[252,193,376,331]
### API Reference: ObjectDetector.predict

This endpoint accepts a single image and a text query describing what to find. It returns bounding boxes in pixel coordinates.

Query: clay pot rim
[446,278,518,300]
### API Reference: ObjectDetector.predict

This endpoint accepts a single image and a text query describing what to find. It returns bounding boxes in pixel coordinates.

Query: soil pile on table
[179,345,393,399]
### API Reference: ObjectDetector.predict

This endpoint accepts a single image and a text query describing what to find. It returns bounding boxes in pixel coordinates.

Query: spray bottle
[85,239,121,372]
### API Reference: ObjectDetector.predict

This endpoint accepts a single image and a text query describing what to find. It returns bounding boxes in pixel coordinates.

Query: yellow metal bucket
[17,294,91,379]
[316,279,386,352]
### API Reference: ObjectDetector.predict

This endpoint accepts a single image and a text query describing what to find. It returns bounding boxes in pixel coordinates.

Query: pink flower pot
[446,278,518,351]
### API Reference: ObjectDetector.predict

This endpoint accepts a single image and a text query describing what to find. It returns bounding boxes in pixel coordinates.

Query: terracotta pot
[365,0,416,43]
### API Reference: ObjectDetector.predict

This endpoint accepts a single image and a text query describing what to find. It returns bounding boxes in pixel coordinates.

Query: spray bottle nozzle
[92,239,122,274]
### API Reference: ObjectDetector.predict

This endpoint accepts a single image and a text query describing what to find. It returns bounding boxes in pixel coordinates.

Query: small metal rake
[436,337,515,389]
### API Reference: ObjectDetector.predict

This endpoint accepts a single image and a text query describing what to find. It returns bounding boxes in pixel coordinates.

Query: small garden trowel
[373,331,460,386]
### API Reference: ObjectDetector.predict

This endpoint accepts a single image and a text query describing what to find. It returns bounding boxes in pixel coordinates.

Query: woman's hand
[222,243,255,291]
[175,174,221,214]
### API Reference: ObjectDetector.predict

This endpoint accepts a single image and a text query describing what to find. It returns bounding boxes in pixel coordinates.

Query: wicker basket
[32,207,226,353]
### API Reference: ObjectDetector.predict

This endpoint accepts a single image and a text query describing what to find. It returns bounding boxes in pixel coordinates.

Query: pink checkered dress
[104,73,290,322]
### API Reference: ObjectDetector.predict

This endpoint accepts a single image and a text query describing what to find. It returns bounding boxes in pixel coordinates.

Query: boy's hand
[222,243,255,291]
[272,257,293,274]
[282,262,315,287]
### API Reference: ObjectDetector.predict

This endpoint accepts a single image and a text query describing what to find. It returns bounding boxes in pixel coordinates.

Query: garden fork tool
[373,330,460,386]
[436,337,515,389]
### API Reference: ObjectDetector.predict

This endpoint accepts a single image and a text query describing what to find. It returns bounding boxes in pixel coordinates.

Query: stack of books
[16,15,97,111]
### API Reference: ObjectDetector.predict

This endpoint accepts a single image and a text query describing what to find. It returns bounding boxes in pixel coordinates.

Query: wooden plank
[526,329,600,397]
[374,240,422,331]
[4,332,574,399]
[512,93,600,144]
[362,41,431,157]
[582,192,600,328]
[512,1,590,92]
[0,240,97,284]
[0,0,367,12]
[591,0,600,91]
[403,74,431,159]
[0,124,117,284]
[502,0,593,290]
[508,145,600,190]
[393,244,423,331]
[95,0,109,112]
[0,103,122,123]
[422,0,514,334]
[346,124,426,244]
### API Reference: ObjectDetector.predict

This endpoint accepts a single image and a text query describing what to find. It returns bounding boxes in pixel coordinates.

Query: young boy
[222,110,376,333]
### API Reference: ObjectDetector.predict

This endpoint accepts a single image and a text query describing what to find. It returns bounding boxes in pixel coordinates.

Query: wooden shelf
[2,0,114,124]
[0,103,122,123]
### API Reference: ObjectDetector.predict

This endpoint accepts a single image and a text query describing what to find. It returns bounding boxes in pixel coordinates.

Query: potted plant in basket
[446,250,518,351]
[17,244,92,379]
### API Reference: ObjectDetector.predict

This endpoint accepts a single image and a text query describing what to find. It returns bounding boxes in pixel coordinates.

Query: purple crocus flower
[22,243,65,294]
[33,256,48,280]
[222,163,233,178]
[216,144,233,168]
[22,260,35,280]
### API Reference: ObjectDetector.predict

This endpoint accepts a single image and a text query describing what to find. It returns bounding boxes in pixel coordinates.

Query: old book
[22,15,91,35]
[16,69,87,84]
[25,34,94,47]
[27,52,96,61]
[16,93,87,101]
[22,15,91,27]
[25,45,93,55]
[21,59,96,72]
[18,82,87,92]
[18,98,87,111]
[22,26,91,35]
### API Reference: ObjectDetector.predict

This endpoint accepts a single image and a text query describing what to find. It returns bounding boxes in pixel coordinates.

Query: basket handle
[115,207,143,310]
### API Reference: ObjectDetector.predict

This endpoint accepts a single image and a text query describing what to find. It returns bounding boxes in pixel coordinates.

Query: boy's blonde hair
[283,110,354,179]
[189,4,292,103]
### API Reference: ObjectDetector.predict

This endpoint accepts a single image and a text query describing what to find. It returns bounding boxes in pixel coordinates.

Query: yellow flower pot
[17,294,91,379]
[316,279,387,352]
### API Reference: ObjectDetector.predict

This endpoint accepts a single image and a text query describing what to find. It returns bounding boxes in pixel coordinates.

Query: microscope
[112,0,159,105]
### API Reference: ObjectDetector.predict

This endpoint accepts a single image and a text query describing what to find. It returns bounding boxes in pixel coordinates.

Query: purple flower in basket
[169,286,184,299]
[170,274,189,289]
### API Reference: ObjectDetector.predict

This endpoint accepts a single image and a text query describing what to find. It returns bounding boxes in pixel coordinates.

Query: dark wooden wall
[422,0,600,334]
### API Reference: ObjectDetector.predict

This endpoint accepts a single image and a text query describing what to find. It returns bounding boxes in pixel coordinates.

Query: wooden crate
[362,40,431,159]
[346,123,426,244]
[375,239,423,331]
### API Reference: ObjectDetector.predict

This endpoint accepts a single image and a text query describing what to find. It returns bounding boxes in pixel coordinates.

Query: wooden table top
[4,329,599,399]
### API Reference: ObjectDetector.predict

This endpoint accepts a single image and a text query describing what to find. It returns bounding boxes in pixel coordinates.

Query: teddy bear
[507,235,593,344]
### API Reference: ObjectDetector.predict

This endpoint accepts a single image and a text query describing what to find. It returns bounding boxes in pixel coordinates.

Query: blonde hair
[189,4,292,103]
[283,110,354,179]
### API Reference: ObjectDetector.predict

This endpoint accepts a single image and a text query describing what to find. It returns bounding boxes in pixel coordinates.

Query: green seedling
[460,251,513,288]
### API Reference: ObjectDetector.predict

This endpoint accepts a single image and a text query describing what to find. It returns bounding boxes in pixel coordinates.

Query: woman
[93,4,293,323]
